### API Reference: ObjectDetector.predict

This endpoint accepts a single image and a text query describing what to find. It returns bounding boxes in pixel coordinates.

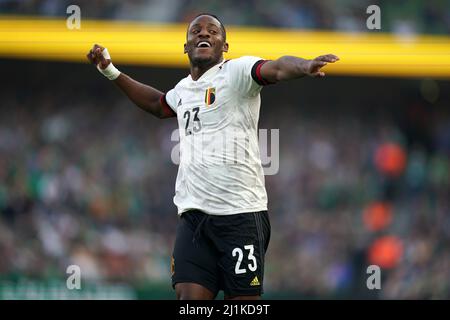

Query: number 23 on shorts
[232,244,257,274]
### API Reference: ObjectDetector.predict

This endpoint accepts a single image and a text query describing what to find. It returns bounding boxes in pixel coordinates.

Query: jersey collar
[189,60,226,82]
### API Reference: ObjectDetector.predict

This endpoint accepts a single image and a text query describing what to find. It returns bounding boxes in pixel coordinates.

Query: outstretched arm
[87,44,175,119]
[260,54,339,83]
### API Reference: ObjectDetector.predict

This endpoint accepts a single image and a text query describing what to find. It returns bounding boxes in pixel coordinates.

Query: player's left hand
[307,54,339,77]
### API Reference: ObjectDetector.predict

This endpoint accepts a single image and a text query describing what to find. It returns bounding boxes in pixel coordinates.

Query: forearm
[87,44,173,119]
[260,54,338,82]
[269,56,311,81]
[113,73,166,118]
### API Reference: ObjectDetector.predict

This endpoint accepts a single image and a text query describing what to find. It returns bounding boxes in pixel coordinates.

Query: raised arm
[87,44,175,119]
[260,54,339,83]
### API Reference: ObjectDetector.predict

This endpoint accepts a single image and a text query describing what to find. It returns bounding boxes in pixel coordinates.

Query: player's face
[184,15,228,66]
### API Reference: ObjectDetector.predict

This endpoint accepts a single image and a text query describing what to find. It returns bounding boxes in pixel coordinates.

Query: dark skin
[87,14,339,300]
[183,17,229,80]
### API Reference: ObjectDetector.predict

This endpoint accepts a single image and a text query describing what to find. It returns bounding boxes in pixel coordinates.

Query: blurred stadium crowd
[0,60,449,299]
[1,0,449,34]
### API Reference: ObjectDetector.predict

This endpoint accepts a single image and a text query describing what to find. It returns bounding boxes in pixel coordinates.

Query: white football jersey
[162,56,271,216]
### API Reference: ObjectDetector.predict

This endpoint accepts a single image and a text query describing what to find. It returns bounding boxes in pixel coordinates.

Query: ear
[223,42,229,53]
[184,43,187,54]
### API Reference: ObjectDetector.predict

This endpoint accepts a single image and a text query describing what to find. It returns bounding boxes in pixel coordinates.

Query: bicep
[258,60,280,84]
[229,57,275,97]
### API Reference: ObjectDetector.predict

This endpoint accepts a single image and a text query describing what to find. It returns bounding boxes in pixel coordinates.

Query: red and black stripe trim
[251,60,275,86]
[159,94,177,118]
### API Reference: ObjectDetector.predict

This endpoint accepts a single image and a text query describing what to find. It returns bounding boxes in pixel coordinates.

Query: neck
[190,57,223,81]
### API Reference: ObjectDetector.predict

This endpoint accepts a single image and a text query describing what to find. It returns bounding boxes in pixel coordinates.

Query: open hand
[307,54,339,77]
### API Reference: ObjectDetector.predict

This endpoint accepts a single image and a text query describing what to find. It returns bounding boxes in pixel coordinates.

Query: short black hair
[189,13,227,41]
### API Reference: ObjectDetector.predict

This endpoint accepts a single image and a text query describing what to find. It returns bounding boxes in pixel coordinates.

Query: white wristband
[97,62,121,80]
[96,48,121,80]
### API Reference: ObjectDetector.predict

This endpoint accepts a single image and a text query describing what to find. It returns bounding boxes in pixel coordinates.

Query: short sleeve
[160,88,178,117]
[227,56,274,96]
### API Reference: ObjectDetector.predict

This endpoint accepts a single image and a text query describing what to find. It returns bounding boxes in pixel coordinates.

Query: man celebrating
[87,13,339,300]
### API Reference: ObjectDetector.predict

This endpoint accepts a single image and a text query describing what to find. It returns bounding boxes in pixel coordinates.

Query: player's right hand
[86,44,111,70]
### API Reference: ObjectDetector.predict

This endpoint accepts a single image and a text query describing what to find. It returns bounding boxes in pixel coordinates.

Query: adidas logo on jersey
[250,276,260,286]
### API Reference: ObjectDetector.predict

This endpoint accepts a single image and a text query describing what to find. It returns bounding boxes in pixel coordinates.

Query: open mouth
[197,41,212,48]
